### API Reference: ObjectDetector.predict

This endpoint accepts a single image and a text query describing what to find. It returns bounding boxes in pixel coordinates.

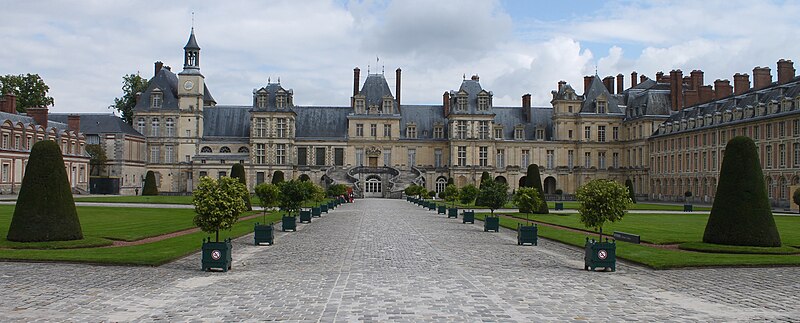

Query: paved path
[0,199,797,322]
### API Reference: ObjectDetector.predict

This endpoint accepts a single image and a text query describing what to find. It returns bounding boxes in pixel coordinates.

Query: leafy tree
[477,178,509,215]
[85,144,107,176]
[142,171,158,196]
[230,163,252,211]
[6,140,82,242]
[523,164,548,214]
[459,184,479,205]
[475,171,492,206]
[625,179,637,203]
[793,189,800,213]
[109,73,149,125]
[278,180,310,216]
[703,136,781,247]
[513,187,543,223]
[326,183,348,197]
[271,170,285,184]
[298,174,311,182]
[404,184,425,197]
[0,74,54,112]
[443,184,459,207]
[254,183,279,221]
[303,180,325,205]
[576,179,632,240]
[192,176,247,242]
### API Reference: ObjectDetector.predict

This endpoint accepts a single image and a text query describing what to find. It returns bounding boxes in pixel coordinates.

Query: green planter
[254,223,274,245]
[299,210,312,223]
[584,238,616,272]
[517,223,538,246]
[484,216,500,232]
[448,208,458,218]
[328,201,335,210]
[554,202,564,211]
[320,204,328,213]
[462,210,475,224]
[312,207,322,218]
[282,215,297,232]
[683,204,693,212]
[427,203,436,211]
[437,205,446,214]
[201,238,232,272]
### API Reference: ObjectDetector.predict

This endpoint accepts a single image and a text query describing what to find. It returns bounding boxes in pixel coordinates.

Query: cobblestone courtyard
[1,199,798,322]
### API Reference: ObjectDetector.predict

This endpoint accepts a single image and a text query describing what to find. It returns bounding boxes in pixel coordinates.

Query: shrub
[459,184,479,205]
[404,184,426,197]
[192,176,247,242]
[476,178,508,215]
[684,191,692,198]
[230,163,252,211]
[142,170,158,196]
[703,136,781,247]
[6,140,83,242]
[475,171,492,206]
[793,189,800,213]
[326,183,348,197]
[576,179,631,239]
[523,164,548,214]
[298,174,311,182]
[447,177,454,185]
[624,179,636,203]
[443,184,459,207]
[278,180,306,216]
[513,187,543,222]
[271,170,285,184]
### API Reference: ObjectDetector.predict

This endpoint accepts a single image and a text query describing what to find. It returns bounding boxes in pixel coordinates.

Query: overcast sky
[3,0,800,114]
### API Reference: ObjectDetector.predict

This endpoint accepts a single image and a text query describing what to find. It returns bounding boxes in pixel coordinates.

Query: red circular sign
[597,249,608,260]
[211,250,221,260]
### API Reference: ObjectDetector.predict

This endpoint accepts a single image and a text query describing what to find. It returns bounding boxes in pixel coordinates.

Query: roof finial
[367,64,370,74]
[463,73,466,80]
[277,77,280,84]
[191,11,195,32]
[594,64,598,76]
[268,76,271,83]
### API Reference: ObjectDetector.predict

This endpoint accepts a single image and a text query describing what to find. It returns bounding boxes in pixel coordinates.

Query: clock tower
[178,28,205,110]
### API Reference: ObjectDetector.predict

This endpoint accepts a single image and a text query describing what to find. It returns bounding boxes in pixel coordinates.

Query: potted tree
[310,183,325,218]
[253,183,279,245]
[298,181,318,223]
[478,179,508,232]
[443,184,459,218]
[436,190,447,215]
[279,180,306,231]
[513,187,542,246]
[576,179,631,272]
[193,176,247,272]
[554,189,564,210]
[684,191,693,212]
[459,184,478,224]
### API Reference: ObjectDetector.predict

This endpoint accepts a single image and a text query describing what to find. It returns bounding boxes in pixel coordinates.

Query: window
[384,124,391,137]
[766,124,773,139]
[383,149,392,166]
[151,118,160,136]
[255,118,266,137]
[151,92,162,109]
[297,147,307,165]
[276,94,286,109]
[256,92,267,108]
[568,105,573,113]
[276,118,287,138]
[356,124,364,137]
[238,147,249,154]
[521,149,530,167]
[766,145,773,168]
[612,127,619,141]
[479,147,488,166]
[568,130,573,139]
[477,95,488,110]
[456,121,467,139]
[406,125,417,138]
[186,129,191,137]
[457,95,467,111]
[536,129,544,140]
[436,177,447,193]
[496,149,505,168]
[702,152,707,171]
[316,147,326,166]
[434,126,444,139]
[568,150,574,168]
[779,144,786,167]
[26,136,32,150]
[457,146,467,166]
[355,148,364,166]
[256,172,265,184]
[584,152,591,168]
[218,171,226,179]
[546,150,554,169]
[434,149,443,168]
[382,98,392,113]
[14,135,20,150]
[1,164,8,182]
[794,119,800,136]
[165,118,175,136]
[494,128,503,139]
[712,151,717,170]
[479,121,489,139]
[219,146,231,153]
[584,126,591,140]
[201,146,212,153]
[334,148,344,166]
[598,152,606,169]
[276,144,286,165]
[597,101,606,113]
[256,144,265,164]
[779,121,786,137]
[408,148,416,167]
[612,152,619,168]
[165,145,174,164]
[355,99,365,113]
[199,171,208,178]
[150,146,159,163]
[370,124,377,137]
[598,126,606,142]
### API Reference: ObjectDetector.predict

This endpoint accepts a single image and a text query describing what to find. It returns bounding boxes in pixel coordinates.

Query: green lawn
[75,195,195,205]
[545,201,712,211]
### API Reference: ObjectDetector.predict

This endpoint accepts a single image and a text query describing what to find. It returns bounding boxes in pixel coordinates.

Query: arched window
[435,177,447,193]
[137,118,146,134]
[201,146,212,153]
[151,118,160,136]
[238,146,249,153]
[220,146,231,153]
[165,118,175,137]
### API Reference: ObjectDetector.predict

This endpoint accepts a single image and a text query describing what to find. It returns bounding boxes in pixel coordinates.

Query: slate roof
[358,74,397,112]
[294,106,350,139]
[0,111,70,135]
[623,88,671,120]
[581,76,623,114]
[448,79,494,115]
[493,106,553,140]
[184,29,200,50]
[203,106,251,138]
[399,105,447,140]
[134,68,180,111]
[252,82,294,112]
[49,114,143,137]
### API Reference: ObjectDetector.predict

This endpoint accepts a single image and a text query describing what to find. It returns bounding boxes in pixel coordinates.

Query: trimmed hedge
[230,163,252,211]
[703,136,781,247]
[475,171,492,206]
[142,171,158,196]
[625,179,636,203]
[523,164,548,214]
[6,140,83,242]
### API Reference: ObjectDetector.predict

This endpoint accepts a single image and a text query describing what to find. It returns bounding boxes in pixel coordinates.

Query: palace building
[132,29,800,207]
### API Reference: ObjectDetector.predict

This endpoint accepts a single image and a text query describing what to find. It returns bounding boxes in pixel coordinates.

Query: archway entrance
[364,175,382,198]
[543,176,556,194]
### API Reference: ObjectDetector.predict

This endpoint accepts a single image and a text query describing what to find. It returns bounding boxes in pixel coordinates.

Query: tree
[254,183,279,221]
[85,144,107,176]
[793,189,800,213]
[443,184,459,207]
[477,178,509,215]
[109,73,149,125]
[6,141,82,242]
[404,184,425,197]
[278,180,309,216]
[703,136,781,247]
[0,74,54,112]
[192,176,247,242]
[475,171,492,206]
[513,187,543,223]
[272,170,285,184]
[230,164,252,211]
[303,181,325,206]
[625,179,637,203]
[326,183,348,197]
[142,171,158,195]
[523,164,549,214]
[576,179,632,240]
[459,184,479,205]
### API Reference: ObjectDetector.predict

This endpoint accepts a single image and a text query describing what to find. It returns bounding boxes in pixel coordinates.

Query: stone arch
[201,146,212,153]
[298,174,310,182]
[238,146,249,153]
[543,176,556,194]
[494,176,507,185]
[518,176,527,188]
[435,176,447,193]
[219,146,231,153]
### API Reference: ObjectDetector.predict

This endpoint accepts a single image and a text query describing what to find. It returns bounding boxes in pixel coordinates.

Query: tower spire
[182,26,201,72]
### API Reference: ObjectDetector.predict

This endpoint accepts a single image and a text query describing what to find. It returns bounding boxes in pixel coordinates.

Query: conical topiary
[272,170,285,184]
[230,163,252,211]
[524,164,548,214]
[475,171,492,206]
[142,170,158,195]
[703,136,781,247]
[625,179,636,203]
[6,140,83,242]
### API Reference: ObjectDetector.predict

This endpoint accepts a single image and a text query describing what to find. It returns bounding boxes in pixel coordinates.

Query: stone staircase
[389,167,424,194]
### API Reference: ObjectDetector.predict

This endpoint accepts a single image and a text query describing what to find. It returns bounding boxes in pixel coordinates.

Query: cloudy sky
[3,0,800,114]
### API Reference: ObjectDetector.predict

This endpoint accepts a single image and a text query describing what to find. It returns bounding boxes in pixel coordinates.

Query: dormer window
[457,94,467,111]
[256,92,268,109]
[514,127,524,140]
[355,98,365,113]
[383,98,393,114]
[536,129,545,140]
[406,124,417,138]
[151,89,163,109]
[494,125,503,139]
[276,94,286,109]
[597,100,606,114]
[477,95,489,111]
[433,125,444,139]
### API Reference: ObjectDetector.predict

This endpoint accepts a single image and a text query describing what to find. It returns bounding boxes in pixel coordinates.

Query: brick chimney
[27,107,48,128]
[640,74,647,84]
[690,70,704,91]
[443,91,450,116]
[616,73,624,93]
[714,79,733,98]
[684,90,699,107]
[602,76,614,94]
[698,85,714,104]
[395,68,401,108]
[154,61,163,77]
[777,59,795,84]
[656,71,664,82]
[752,67,772,90]
[584,76,593,95]
[631,71,638,87]
[471,74,480,81]
[522,94,531,108]
[733,73,750,95]
[67,115,81,133]
[557,80,566,91]
[353,67,360,97]
[1,92,16,114]
[669,70,684,111]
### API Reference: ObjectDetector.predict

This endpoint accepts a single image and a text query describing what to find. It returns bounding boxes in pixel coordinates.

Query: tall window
[546,150,554,169]
[297,147,307,165]
[276,94,286,109]
[383,149,392,166]
[598,152,606,169]
[151,92,162,109]
[256,144,265,164]
[584,126,591,140]
[137,118,146,134]
[165,118,175,136]
[456,121,467,139]
[568,150,574,168]
[355,99,365,113]
[316,147,326,166]
[536,129,544,140]
[457,95,467,111]
[794,119,800,136]
[436,178,447,193]
[514,128,524,140]
[477,95,488,110]
[597,101,606,113]
[598,126,606,142]
[779,144,786,167]
[334,148,344,166]
[150,146,159,163]
[494,127,503,139]
[479,147,488,166]
[276,118,287,138]
[612,127,619,141]
[165,145,174,164]
[370,124,377,137]
[779,121,786,137]
[255,118,266,137]
[766,145,773,168]
[712,151,717,170]
[479,121,489,139]
[356,124,364,137]
[612,152,619,168]
[151,118,160,136]
[496,149,505,168]
[521,149,530,167]
[457,146,467,166]
[355,148,364,166]
[434,149,442,168]
[276,144,286,165]
[256,93,267,108]
[384,124,391,137]
[795,143,800,167]
[408,149,416,167]
[766,124,773,139]
[584,152,591,168]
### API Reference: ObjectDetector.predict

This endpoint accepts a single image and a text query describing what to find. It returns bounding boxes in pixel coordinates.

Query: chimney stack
[777,59,795,84]
[395,68,401,108]
[154,61,163,77]
[443,91,451,116]
[522,94,531,108]
[698,85,714,104]
[1,92,16,114]
[557,80,566,91]
[353,67,360,97]
[733,73,750,95]
[656,71,664,82]
[602,76,614,94]
[616,73,624,93]
[631,71,638,87]
[690,70,704,91]
[714,79,733,98]
[67,115,81,133]
[584,76,593,95]
[27,107,48,128]
[640,74,647,84]
[669,70,684,111]
[752,67,772,90]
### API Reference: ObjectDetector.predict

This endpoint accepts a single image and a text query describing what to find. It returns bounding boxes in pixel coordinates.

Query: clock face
[184,80,194,90]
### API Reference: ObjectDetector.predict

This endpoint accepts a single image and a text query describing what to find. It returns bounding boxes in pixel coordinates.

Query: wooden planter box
[201,238,232,272]
[427,203,436,211]
[320,204,328,213]
[517,223,538,246]
[584,238,616,272]
[312,207,322,217]
[462,210,475,224]
[254,223,274,245]
[683,204,693,212]
[328,201,335,210]
[282,215,297,232]
[437,205,446,214]
[554,202,564,211]
[299,210,312,223]
[447,208,458,218]
[484,216,500,232]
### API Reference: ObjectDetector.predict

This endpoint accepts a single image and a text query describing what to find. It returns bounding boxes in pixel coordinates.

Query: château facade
[133,30,800,207]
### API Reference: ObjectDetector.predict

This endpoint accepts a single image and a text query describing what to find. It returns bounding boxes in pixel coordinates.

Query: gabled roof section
[448,78,494,115]
[359,74,396,111]
[134,68,179,112]
[581,76,623,114]
[203,82,215,105]
[551,84,579,101]
[252,82,293,112]
[49,114,143,137]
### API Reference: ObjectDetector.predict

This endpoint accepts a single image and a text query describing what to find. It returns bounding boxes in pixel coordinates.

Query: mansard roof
[493,106,553,140]
[253,82,293,111]
[49,114,143,137]
[134,68,179,111]
[358,74,396,111]
[203,106,251,138]
[623,88,671,120]
[295,106,350,139]
[581,76,623,114]
[448,78,494,115]
[399,105,447,139]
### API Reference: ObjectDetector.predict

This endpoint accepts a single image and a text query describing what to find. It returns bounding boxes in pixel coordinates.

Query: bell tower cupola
[183,28,201,71]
